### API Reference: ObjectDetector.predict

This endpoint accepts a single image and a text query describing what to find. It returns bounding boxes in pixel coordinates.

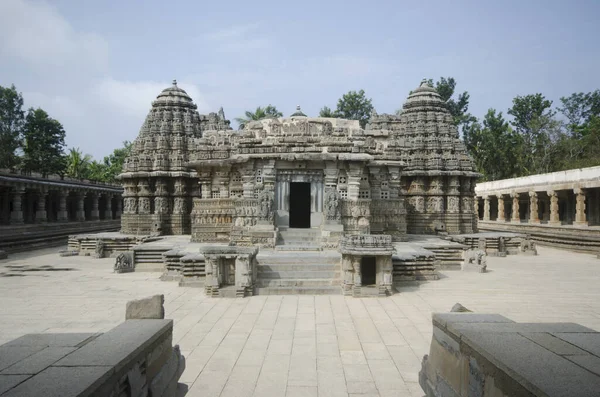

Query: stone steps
[258,270,340,279]
[255,286,341,295]
[274,244,322,251]
[255,250,342,295]
[257,278,339,287]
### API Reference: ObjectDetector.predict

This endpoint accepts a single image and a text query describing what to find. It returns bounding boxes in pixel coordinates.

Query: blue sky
[1,0,599,159]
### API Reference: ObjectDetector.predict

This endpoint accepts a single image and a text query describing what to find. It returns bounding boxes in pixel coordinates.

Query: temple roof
[152,80,198,109]
[290,105,307,117]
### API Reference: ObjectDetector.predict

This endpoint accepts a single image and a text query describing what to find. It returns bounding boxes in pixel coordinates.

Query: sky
[1,0,599,160]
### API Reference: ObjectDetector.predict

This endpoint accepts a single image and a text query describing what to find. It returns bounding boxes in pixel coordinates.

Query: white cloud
[92,78,211,118]
[0,0,108,73]
[201,23,273,53]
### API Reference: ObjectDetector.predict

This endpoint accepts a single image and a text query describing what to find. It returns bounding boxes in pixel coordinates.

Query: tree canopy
[21,108,67,177]
[235,105,283,127]
[0,85,25,169]
[319,90,374,128]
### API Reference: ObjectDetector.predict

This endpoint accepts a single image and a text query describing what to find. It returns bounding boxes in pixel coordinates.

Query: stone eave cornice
[186,153,374,168]
[118,171,198,180]
[402,170,481,178]
[0,174,123,193]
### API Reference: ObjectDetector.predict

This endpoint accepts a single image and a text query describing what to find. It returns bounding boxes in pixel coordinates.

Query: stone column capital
[529,191,538,198]
[547,190,557,197]
[574,187,585,195]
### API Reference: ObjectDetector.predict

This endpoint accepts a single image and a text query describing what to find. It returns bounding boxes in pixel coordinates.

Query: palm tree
[235,105,283,128]
[65,147,92,179]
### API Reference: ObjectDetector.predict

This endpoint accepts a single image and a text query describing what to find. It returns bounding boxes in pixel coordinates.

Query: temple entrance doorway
[361,256,377,286]
[289,182,311,228]
[221,258,236,286]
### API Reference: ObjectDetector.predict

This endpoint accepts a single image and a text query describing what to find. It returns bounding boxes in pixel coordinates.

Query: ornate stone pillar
[352,256,361,287]
[116,195,123,218]
[216,167,231,199]
[511,192,520,223]
[154,179,169,215]
[528,191,540,224]
[137,180,151,214]
[574,188,588,226]
[347,164,363,200]
[90,193,100,220]
[547,190,560,226]
[496,194,505,222]
[10,187,25,224]
[483,195,490,221]
[198,170,212,199]
[57,190,68,222]
[388,166,401,200]
[474,197,479,218]
[104,194,113,220]
[35,189,48,223]
[240,165,255,199]
[173,178,188,215]
[76,192,86,221]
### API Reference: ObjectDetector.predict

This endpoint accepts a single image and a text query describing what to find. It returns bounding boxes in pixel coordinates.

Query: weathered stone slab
[567,354,600,376]
[553,332,600,357]
[0,346,46,372]
[1,347,76,375]
[55,319,172,374]
[448,322,594,339]
[432,313,513,329]
[0,250,7,260]
[461,331,600,397]
[0,375,29,395]
[2,333,98,348]
[1,366,111,397]
[125,294,165,320]
[521,332,588,356]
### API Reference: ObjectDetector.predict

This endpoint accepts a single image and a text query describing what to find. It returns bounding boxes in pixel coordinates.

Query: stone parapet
[0,319,185,397]
[420,312,600,397]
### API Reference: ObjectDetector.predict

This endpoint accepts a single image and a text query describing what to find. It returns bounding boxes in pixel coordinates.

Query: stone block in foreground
[0,319,185,397]
[420,312,600,397]
[126,294,165,320]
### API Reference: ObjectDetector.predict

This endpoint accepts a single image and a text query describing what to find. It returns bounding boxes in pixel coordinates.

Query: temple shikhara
[118,80,480,249]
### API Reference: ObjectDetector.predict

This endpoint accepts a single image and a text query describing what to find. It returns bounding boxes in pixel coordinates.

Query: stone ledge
[0,319,184,397]
[421,312,600,397]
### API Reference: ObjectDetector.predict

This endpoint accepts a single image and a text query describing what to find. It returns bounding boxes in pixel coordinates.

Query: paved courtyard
[1,246,600,397]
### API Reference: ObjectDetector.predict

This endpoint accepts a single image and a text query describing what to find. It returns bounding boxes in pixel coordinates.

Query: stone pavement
[1,246,600,396]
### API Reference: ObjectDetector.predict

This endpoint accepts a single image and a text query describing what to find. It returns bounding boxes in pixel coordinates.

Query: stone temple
[119,79,479,249]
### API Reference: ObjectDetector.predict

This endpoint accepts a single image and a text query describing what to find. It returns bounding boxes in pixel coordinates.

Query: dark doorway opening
[289,182,311,228]
[361,256,377,286]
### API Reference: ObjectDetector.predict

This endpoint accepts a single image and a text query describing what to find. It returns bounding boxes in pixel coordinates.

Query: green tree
[508,94,556,175]
[334,89,373,128]
[102,141,132,182]
[235,105,282,127]
[22,108,66,176]
[463,109,524,180]
[0,85,25,169]
[425,77,473,129]
[319,106,337,118]
[87,160,108,182]
[65,147,92,179]
[558,90,600,137]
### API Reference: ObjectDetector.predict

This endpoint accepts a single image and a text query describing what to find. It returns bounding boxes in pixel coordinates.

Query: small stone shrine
[202,246,259,298]
[339,235,395,297]
[118,79,480,248]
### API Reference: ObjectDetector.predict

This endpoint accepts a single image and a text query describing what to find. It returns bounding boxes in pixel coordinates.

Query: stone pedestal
[528,191,540,224]
[511,193,520,223]
[496,195,505,222]
[76,193,86,221]
[57,191,68,222]
[104,194,113,220]
[574,188,588,227]
[547,190,560,226]
[10,188,24,224]
[90,193,100,221]
[35,190,48,223]
[483,196,490,221]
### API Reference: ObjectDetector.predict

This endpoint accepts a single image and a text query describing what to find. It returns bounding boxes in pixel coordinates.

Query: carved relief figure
[324,189,340,221]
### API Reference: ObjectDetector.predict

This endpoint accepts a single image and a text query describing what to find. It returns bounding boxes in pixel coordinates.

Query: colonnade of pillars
[476,187,600,227]
[0,185,123,226]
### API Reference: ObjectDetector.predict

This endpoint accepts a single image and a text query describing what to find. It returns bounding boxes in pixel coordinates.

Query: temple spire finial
[172,79,177,86]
